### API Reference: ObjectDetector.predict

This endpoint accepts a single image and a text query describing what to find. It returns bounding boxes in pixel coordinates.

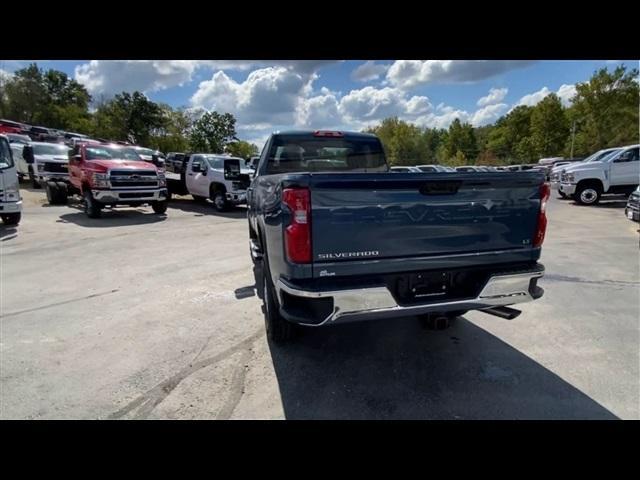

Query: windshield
[0,139,14,169]
[136,148,155,156]
[33,144,69,156]
[7,134,31,144]
[265,134,388,174]
[586,149,621,163]
[86,146,142,161]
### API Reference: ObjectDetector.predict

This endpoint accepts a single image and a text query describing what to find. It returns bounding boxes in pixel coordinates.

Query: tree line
[1,63,637,165]
[368,66,639,166]
[0,63,259,158]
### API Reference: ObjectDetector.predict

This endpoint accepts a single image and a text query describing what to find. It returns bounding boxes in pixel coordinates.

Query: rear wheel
[1,213,21,226]
[83,189,102,218]
[262,258,294,343]
[46,182,67,205]
[574,183,602,205]
[152,200,168,214]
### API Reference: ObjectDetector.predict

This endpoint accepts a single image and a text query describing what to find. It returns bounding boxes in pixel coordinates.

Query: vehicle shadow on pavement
[267,317,619,420]
[0,225,18,241]
[168,197,247,219]
[57,208,167,227]
[591,200,629,209]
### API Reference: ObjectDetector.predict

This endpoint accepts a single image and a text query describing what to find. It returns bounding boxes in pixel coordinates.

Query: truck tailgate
[309,172,544,267]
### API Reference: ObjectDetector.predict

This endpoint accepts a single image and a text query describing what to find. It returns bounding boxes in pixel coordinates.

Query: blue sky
[0,60,637,147]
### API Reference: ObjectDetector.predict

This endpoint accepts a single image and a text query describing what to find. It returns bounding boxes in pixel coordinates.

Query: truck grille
[109,170,158,189]
[42,162,68,173]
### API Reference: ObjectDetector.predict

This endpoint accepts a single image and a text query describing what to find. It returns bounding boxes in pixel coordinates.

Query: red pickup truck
[67,142,168,218]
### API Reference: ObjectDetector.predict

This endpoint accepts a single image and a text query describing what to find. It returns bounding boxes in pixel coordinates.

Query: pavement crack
[215,348,253,420]
[107,329,263,420]
[544,274,640,287]
[1,290,120,318]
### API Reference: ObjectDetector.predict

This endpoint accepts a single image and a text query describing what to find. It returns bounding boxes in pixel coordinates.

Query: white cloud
[470,103,509,126]
[74,60,339,98]
[337,86,433,125]
[296,92,341,128]
[557,84,577,106]
[386,60,535,89]
[0,68,13,81]
[514,83,576,108]
[75,60,201,97]
[477,87,508,107]
[351,61,390,82]
[516,86,552,107]
[191,67,312,126]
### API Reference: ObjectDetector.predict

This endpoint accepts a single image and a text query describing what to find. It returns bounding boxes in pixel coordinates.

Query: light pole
[569,120,577,158]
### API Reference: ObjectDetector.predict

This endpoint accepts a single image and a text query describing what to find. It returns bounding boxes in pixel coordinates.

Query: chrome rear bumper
[276,268,544,326]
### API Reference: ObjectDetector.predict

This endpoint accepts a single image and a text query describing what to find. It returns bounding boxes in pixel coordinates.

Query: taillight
[282,188,311,263]
[533,182,551,247]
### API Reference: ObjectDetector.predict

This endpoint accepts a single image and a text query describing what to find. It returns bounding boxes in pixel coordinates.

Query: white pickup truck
[559,144,639,205]
[166,154,253,211]
[0,135,22,225]
[550,147,621,198]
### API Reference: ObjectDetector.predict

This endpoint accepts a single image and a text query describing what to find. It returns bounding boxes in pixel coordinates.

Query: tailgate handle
[419,181,462,195]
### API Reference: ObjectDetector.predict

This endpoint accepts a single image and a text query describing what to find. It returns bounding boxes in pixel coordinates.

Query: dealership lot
[1,189,638,419]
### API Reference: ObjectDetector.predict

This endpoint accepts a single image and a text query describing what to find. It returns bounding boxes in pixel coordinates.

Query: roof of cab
[272,129,377,138]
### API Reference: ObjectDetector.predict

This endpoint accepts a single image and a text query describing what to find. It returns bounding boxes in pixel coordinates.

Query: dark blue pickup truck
[248,130,549,342]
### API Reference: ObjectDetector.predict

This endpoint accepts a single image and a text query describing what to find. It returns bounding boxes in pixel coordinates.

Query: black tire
[192,195,207,203]
[212,190,228,212]
[29,169,41,189]
[56,182,68,204]
[1,212,21,226]
[558,191,567,199]
[46,182,68,205]
[574,183,602,205]
[262,257,294,343]
[83,189,102,218]
[152,201,168,214]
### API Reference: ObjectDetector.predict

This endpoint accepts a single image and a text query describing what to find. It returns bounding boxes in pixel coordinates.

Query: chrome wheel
[580,188,598,204]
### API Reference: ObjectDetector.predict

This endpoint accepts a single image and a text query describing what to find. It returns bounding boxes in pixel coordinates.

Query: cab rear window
[265,134,388,174]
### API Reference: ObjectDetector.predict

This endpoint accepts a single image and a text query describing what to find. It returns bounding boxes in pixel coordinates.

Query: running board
[479,306,522,320]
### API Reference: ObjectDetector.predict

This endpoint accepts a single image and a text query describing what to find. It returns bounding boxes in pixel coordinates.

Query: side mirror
[151,154,165,168]
[23,145,35,164]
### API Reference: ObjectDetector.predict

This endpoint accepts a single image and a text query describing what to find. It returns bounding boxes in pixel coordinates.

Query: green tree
[189,111,237,153]
[443,118,478,162]
[149,105,193,153]
[0,64,92,130]
[568,66,639,155]
[0,63,48,124]
[486,105,534,162]
[91,91,166,145]
[367,117,429,166]
[530,93,569,157]
[225,140,259,158]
